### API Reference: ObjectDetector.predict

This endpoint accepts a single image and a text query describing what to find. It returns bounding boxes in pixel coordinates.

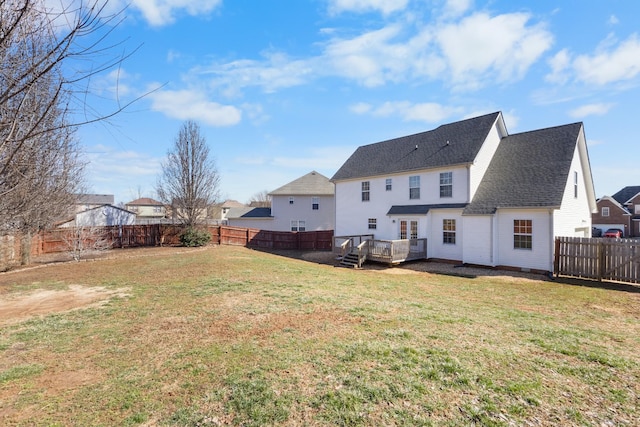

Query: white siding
[469,118,504,199]
[270,194,334,231]
[227,218,274,229]
[334,166,469,240]
[462,216,494,266]
[428,209,464,261]
[552,144,593,238]
[495,209,552,272]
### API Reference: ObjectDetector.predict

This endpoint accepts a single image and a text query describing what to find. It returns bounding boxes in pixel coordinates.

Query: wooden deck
[334,235,427,267]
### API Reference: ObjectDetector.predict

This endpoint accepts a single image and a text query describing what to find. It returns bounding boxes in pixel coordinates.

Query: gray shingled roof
[387,203,468,215]
[463,122,583,215]
[331,112,501,181]
[269,171,334,196]
[227,207,272,218]
[612,186,640,205]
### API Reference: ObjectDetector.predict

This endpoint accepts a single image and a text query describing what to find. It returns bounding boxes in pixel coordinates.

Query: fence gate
[555,237,640,284]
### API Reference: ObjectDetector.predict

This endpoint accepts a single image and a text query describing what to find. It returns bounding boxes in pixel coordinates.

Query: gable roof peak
[332,111,502,181]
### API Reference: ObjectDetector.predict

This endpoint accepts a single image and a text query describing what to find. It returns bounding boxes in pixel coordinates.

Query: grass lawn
[1,245,639,426]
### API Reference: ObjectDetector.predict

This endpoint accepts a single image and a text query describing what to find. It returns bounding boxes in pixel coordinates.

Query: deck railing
[334,235,427,265]
[367,238,427,264]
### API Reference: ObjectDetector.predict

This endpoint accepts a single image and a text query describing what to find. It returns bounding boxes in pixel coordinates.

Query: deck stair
[339,252,361,268]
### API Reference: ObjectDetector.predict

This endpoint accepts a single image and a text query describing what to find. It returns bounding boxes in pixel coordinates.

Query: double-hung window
[361,181,370,201]
[574,171,578,198]
[514,219,532,249]
[385,178,392,191]
[602,207,609,217]
[291,220,306,232]
[409,176,420,200]
[440,172,453,198]
[368,218,377,229]
[443,219,456,244]
[289,196,294,205]
[312,197,319,210]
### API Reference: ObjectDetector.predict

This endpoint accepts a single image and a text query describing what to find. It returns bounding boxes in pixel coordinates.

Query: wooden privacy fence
[554,237,640,284]
[36,225,333,254]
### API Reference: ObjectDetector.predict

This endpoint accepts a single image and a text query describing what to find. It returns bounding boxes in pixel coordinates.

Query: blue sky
[70,0,640,204]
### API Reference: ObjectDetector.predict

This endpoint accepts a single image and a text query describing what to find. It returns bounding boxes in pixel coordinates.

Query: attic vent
[446,140,450,145]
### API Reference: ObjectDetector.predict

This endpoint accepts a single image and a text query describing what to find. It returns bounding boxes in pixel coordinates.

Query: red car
[603,228,624,238]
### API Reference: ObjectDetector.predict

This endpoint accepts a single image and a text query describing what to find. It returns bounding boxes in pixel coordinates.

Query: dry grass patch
[0,245,639,426]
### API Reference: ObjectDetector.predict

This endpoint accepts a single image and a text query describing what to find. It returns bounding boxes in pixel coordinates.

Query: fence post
[597,240,604,282]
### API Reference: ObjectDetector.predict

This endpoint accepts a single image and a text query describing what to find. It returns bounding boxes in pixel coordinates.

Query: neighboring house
[331,111,597,273]
[58,205,136,228]
[74,194,114,213]
[169,198,209,223]
[227,171,335,231]
[592,186,640,237]
[210,199,247,224]
[592,196,631,237]
[125,198,167,224]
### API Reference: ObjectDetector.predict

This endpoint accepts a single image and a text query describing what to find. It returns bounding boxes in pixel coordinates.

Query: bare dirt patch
[0,284,130,326]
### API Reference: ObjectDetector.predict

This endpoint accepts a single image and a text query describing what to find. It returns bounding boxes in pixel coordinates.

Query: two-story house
[331,111,596,273]
[227,171,335,231]
[125,197,167,224]
[592,186,640,237]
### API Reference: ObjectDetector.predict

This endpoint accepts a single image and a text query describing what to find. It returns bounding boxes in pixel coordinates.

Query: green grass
[1,245,639,426]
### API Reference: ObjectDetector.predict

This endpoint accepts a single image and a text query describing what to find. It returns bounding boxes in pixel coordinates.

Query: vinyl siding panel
[495,209,552,272]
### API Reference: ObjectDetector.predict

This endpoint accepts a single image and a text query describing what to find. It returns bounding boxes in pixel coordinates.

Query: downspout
[549,209,555,274]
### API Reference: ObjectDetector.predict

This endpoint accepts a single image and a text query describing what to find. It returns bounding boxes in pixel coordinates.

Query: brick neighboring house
[592,186,640,237]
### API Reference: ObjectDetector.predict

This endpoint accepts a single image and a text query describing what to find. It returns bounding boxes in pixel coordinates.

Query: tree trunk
[21,230,32,266]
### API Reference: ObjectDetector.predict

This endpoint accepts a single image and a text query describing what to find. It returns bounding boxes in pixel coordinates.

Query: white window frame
[514,219,532,250]
[602,207,609,217]
[409,176,420,200]
[289,196,295,205]
[443,219,456,244]
[312,197,319,210]
[291,220,306,232]
[368,218,377,229]
[362,181,370,202]
[440,172,453,198]
[385,178,392,191]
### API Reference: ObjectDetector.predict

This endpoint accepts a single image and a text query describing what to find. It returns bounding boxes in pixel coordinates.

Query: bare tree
[156,121,221,228]
[0,0,138,264]
[248,189,271,207]
[61,225,112,261]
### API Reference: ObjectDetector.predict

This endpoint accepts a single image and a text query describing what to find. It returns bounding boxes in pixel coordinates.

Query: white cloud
[443,0,473,18]
[349,102,372,114]
[148,89,242,126]
[327,0,408,15]
[131,0,223,26]
[573,34,640,85]
[188,9,551,97]
[435,12,553,90]
[568,103,613,118]
[355,101,461,123]
[546,34,640,88]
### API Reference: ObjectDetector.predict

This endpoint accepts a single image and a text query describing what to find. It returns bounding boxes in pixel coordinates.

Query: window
[399,220,418,239]
[440,172,453,198]
[602,207,609,217]
[514,219,532,249]
[410,221,418,239]
[409,176,420,199]
[574,171,578,198]
[368,218,377,229]
[153,206,162,213]
[443,219,456,244]
[362,181,370,201]
[289,196,295,205]
[291,220,306,231]
[312,197,319,210]
[386,178,392,191]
